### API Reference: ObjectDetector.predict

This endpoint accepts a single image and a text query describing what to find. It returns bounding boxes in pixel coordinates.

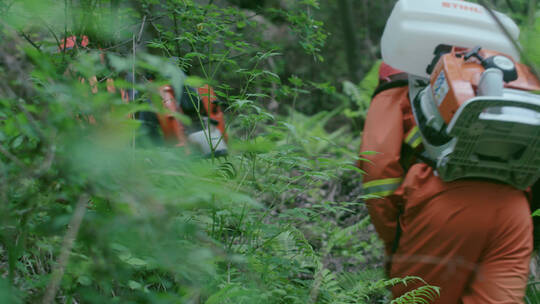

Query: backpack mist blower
[381,0,540,189]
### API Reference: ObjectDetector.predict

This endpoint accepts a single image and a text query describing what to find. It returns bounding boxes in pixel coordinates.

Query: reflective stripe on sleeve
[363,177,403,197]
[404,126,422,149]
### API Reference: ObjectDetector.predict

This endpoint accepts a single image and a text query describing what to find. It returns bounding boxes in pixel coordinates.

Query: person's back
[358,67,534,302]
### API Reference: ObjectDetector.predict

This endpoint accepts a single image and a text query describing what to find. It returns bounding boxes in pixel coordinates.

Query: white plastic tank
[381,0,520,77]
[187,118,228,156]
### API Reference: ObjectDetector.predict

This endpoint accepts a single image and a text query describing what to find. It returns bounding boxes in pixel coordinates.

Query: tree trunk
[528,0,537,28]
[337,0,360,83]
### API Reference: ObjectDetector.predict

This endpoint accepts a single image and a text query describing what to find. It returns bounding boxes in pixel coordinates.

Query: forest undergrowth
[0,0,539,303]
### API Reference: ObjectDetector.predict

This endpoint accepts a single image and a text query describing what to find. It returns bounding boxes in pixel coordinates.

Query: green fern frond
[391,285,441,304]
[525,281,540,304]
[371,276,428,290]
[330,215,371,248]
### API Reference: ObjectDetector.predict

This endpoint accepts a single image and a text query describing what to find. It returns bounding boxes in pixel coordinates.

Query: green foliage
[16,0,540,303]
[391,286,440,304]
[522,14,540,72]
[526,281,540,304]
[342,60,381,120]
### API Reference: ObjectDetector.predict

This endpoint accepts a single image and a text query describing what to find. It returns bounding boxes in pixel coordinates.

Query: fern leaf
[391,285,441,304]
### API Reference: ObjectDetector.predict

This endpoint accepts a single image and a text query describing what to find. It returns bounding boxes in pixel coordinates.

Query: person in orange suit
[358,62,533,303]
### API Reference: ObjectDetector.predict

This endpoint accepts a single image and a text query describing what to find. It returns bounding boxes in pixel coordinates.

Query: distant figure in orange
[358,62,534,303]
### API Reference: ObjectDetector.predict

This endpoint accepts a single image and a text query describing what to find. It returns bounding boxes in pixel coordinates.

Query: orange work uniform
[359,84,533,303]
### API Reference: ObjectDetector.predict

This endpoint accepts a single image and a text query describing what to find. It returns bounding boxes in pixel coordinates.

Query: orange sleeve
[359,87,408,254]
